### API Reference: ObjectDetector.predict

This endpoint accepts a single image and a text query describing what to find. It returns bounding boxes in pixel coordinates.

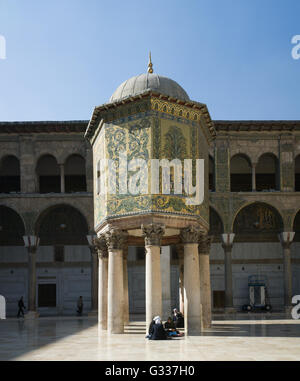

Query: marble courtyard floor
[0,314,300,361]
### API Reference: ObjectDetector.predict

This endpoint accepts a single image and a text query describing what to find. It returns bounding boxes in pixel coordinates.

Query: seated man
[172,308,184,328]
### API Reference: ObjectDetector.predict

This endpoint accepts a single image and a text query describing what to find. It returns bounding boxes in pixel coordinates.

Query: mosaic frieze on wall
[93,112,210,227]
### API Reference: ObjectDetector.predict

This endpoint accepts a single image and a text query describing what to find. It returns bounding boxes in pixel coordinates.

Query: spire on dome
[147,51,153,74]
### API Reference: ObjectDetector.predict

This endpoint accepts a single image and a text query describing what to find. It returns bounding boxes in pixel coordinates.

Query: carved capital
[93,235,108,259]
[198,234,212,255]
[105,228,128,251]
[142,223,165,246]
[180,225,202,244]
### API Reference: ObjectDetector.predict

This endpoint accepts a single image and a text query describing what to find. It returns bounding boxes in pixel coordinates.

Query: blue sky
[0,0,300,121]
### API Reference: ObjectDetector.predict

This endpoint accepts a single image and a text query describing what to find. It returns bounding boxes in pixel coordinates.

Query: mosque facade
[0,61,300,332]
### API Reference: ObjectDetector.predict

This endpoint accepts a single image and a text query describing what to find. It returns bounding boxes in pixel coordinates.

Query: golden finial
[147,51,153,73]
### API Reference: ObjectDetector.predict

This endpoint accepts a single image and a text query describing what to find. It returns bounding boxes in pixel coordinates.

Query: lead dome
[109,72,190,102]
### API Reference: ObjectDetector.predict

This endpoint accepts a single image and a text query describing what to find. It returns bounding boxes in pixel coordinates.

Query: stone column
[252,163,256,191]
[95,235,108,330]
[59,164,65,193]
[23,235,40,319]
[105,228,128,334]
[198,233,212,328]
[161,246,171,320]
[123,245,129,325]
[279,232,295,312]
[221,233,235,313]
[180,226,202,334]
[176,244,184,315]
[142,223,165,332]
[86,234,98,316]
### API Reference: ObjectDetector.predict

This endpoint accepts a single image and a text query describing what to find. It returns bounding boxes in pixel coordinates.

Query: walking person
[77,296,83,315]
[17,296,25,318]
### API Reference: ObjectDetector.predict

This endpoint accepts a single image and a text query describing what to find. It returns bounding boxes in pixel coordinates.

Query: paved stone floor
[0,314,300,361]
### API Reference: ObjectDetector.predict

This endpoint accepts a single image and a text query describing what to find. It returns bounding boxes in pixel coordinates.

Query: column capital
[142,223,165,246]
[94,235,108,259]
[221,233,235,250]
[105,228,128,251]
[23,235,39,253]
[198,234,212,255]
[180,225,203,244]
[279,232,295,249]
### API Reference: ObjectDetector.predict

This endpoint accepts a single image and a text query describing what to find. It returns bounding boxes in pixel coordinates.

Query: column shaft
[28,249,37,312]
[98,256,108,329]
[161,246,171,320]
[183,243,202,333]
[91,250,98,311]
[199,253,211,328]
[145,245,162,330]
[107,249,124,333]
[123,250,129,325]
[224,247,233,309]
[252,164,256,191]
[60,164,65,193]
[283,245,292,308]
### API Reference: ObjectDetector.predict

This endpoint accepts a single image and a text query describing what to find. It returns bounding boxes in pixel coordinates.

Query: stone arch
[0,205,25,245]
[209,206,224,237]
[35,204,89,245]
[36,154,60,193]
[64,154,86,193]
[232,202,283,242]
[293,209,300,242]
[230,153,252,192]
[256,152,280,191]
[0,155,20,193]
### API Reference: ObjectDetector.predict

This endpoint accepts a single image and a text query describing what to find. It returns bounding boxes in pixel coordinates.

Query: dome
[109,72,190,102]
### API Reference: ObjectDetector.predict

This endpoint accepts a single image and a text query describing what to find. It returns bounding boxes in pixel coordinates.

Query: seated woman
[164,317,184,337]
[149,317,167,340]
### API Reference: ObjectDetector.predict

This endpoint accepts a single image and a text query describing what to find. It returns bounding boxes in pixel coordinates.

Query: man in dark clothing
[149,317,167,340]
[17,297,25,318]
[173,308,184,328]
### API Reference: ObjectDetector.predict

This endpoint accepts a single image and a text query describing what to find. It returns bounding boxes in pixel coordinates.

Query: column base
[88,310,98,317]
[224,307,236,314]
[25,311,39,319]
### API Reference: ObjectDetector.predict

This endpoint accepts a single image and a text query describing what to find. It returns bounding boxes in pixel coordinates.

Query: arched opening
[35,205,89,312]
[256,153,279,191]
[230,154,252,192]
[233,202,283,242]
[36,204,88,246]
[64,154,86,193]
[209,156,215,191]
[36,155,60,193]
[293,210,300,243]
[295,155,300,191]
[0,156,20,193]
[0,206,25,246]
